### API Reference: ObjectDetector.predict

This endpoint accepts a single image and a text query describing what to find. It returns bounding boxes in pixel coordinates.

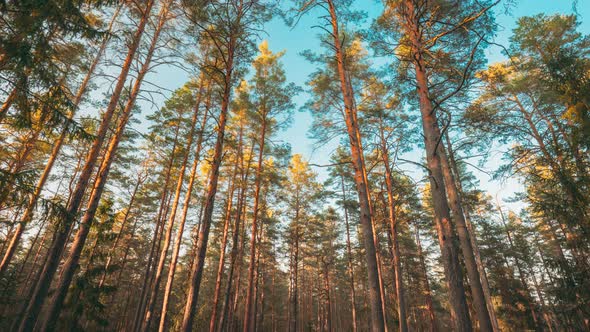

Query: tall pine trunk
[157,81,211,332]
[401,1,472,329]
[140,72,208,332]
[243,117,267,332]
[16,1,155,329]
[326,1,385,330]
[378,123,408,332]
[180,34,236,332]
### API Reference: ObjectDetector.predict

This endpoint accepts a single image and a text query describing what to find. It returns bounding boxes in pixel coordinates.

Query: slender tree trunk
[326,1,384,330]
[15,1,154,330]
[132,124,179,332]
[157,82,211,332]
[288,197,300,332]
[219,135,253,332]
[243,117,267,332]
[378,123,408,332]
[180,35,236,332]
[40,2,170,329]
[209,158,239,332]
[444,133,500,332]
[401,1,472,330]
[340,175,358,332]
[438,142,493,331]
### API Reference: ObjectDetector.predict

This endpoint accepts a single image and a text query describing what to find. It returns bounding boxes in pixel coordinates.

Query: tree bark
[326,1,385,330]
[16,1,154,330]
[400,1,472,330]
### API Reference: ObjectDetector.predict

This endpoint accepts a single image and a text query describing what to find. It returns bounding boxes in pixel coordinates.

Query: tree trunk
[378,122,408,332]
[180,34,236,332]
[326,1,385,330]
[340,175,358,332]
[158,81,211,332]
[438,142,493,331]
[243,117,267,332]
[414,223,437,332]
[16,1,154,330]
[444,133,500,332]
[401,1,472,329]
[209,154,239,332]
[39,2,171,328]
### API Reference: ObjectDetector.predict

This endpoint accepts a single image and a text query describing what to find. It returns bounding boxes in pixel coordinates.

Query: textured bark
[15,1,154,330]
[400,1,472,329]
[326,1,385,330]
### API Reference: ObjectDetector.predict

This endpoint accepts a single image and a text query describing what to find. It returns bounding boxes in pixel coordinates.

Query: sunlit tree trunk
[326,1,385,330]
[15,1,155,330]
[180,30,237,332]
[400,1,472,330]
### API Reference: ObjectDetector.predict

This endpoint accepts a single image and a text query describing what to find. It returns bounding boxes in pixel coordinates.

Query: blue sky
[139,0,590,212]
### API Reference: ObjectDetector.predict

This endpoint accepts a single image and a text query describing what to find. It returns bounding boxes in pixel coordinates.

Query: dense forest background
[1,0,589,331]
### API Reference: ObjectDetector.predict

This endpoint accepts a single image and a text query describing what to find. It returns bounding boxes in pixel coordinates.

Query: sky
[138,0,590,212]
